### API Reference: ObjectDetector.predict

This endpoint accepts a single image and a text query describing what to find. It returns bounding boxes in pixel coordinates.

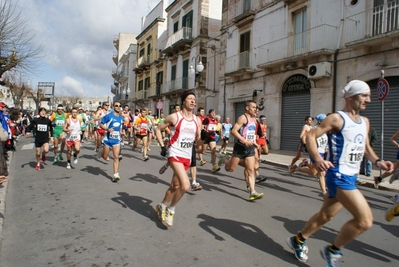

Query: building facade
[220,0,399,160]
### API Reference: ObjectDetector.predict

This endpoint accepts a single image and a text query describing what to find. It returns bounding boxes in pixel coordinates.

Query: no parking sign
[377,78,389,101]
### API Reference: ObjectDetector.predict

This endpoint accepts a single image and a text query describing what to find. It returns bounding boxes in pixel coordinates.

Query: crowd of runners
[9,80,399,267]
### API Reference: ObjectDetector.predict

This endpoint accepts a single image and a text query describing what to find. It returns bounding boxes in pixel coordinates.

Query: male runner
[121,105,133,146]
[155,90,200,227]
[99,101,125,182]
[219,117,232,154]
[94,102,110,152]
[63,107,83,169]
[49,104,68,163]
[289,116,313,173]
[219,100,264,201]
[286,80,394,266]
[134,108,150,161]
[25,107,53,170]
[201,109,219,172]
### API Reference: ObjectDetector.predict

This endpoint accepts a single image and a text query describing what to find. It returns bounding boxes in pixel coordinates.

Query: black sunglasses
[114,105,121,107]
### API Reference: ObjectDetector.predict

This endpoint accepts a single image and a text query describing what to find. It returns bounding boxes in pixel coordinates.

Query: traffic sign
[377,78,389,101]
[156,101,163,110]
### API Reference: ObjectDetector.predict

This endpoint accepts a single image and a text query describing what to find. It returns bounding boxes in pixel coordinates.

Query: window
[239,31,251,68]
[147,43,151,57]
[138,80,143,91]
[294,9,307,51]
[156,71,163,95]
[243,0,252,12]
[171,65,176,81]
[144,77,150,90]
[182,59,189,89]
[173,21,179,33]
[139,48,145,57]
[182,11,193,28]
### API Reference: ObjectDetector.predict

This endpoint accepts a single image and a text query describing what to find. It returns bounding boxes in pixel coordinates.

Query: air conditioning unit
[308,62,332,79]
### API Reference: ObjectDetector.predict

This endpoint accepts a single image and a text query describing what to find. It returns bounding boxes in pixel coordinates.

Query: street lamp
[189,55,204,88]
[122,87,130,103]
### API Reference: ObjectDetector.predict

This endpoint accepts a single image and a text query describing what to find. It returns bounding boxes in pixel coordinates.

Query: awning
[228,93,253,103]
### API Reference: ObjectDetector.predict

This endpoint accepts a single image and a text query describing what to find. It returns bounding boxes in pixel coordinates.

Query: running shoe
[386,202,399,222]
[113,173,120,182]
[155,204,166,222]
[356,178,366,185]
[389,171,399,184]
[143,156,149,161]
[159,164,168,174]
[59,154,63,161]
[200,160,206,166]
[118,155,123,162]
[73,156,78,165]
[390,193,399,203]
[212,165,221,173]
[53,156,58,163]
[249,192,264,201]
[373,176,380,189]
[66,163,71,170]
[191,182,202,191]
[217,154,229,166]
[41,153,46,163]
[320,246,343,267]
[106,157,110,161]
[96,147,102,159]
[299,158,309,168]
[164,208,174,227]
[286,236,309,262]
[35,164,40,171]
[255,175,268,183]
[289,164,297,174]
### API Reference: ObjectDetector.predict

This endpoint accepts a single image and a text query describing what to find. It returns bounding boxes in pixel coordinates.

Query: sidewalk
[218,144,399,193]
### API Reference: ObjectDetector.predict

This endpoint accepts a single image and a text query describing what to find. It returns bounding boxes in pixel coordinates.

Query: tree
[0,0,45,77]
[25,87,46,114]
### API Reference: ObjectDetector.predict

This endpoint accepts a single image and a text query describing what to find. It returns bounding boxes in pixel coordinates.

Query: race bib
[180,137,194,149]
[70,134,79,140]
[346,143,365,162]
[110,132,120,139]
[55,120,64,126]
[246,130,255,141]
[37,124,47,131]
[207,124,216,131]
[140,123,147,130]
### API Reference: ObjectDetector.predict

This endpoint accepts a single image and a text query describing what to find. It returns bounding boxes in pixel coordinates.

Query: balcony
[345,1,399,47]
[113,35,119,49]
[225,51,256,77]
[163,27,193,56]
[135,90,149,100]
[257,24,338,69]
[134,55,151,71]
[232,0,256,28]
[117,69,129,83]
[168,77,190,93]
[111,68,117,79]
[112,52,118,65]
[111,85,117,95]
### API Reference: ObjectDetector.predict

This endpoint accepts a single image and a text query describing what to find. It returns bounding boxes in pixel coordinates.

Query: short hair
[124,104,129,108]
[305,116,313,121]
[208,109,215,114]
[197,107,204,112]
[245,100,256,107]
[173,104,180,109]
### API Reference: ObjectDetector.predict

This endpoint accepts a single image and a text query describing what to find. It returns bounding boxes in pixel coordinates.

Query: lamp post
[189,55,204,89]
[122,87,130,106]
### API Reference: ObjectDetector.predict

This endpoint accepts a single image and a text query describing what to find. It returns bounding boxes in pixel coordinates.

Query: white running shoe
[66,163,71,169]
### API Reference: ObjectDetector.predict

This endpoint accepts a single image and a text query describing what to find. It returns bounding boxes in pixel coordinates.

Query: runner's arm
[155,114,176,147]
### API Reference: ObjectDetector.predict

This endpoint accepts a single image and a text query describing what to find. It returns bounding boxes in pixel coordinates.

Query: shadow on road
[274,216,399,262]
[111,192,167,230]
[197,214,308,266]
[80,165,112,181]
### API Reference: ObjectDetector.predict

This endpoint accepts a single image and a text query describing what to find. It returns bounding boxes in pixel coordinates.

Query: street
[0,136,398,267]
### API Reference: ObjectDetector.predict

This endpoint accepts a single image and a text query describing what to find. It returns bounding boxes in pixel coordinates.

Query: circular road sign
[156,101,164,110]
[377,78,389,101]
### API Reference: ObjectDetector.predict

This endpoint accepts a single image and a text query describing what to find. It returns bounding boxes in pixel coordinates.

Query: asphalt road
[0,137,398,267]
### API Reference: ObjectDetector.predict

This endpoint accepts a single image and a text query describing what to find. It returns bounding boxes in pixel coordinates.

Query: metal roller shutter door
[361,77,399,161]
[280,93,311,151]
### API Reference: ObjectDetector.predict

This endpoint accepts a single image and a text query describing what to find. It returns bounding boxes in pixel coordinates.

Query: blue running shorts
[103,139,120,148]
[325,170,358,198]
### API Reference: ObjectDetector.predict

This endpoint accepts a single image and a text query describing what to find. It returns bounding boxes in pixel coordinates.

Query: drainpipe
[223,78,227,120]
[333,1,345,112]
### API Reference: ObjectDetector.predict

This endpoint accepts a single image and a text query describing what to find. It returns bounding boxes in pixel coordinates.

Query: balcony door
[372,0,399,36]
[243,0,252,13]
[182,10,193,39]
[182,59,189,89]
[294,9,307,54]
[239,31,251,69]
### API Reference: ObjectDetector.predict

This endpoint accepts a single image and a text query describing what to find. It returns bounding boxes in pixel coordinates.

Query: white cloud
[15,0,160,97]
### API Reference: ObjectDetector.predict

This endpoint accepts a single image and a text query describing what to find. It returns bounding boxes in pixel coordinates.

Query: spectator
[360,127,377,176]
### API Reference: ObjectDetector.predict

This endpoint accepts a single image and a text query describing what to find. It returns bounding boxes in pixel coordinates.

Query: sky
[16,0,160,99]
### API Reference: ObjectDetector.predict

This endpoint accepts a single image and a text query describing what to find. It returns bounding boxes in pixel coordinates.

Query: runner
[289,116,313,173]
[121,105,133,146]
[219,117,232,154]
[49,104,68,163]
[201,109,220,172]
[134,108,150,161]
[63,107,83,169]
[25,107,54,170]
[256,115,269,156]
[196,107,207,165]
[78,107,87,143]
[286,80,394,265]
[292,113,328,194]
[93,102,110,153]
[219,100,264,201]
[155,90,200,227]
[98,101,125,182]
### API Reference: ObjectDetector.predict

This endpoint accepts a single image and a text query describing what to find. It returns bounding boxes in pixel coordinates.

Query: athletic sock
[329,245,340,252]
[295,232,306,244]
[377,177,383,183]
